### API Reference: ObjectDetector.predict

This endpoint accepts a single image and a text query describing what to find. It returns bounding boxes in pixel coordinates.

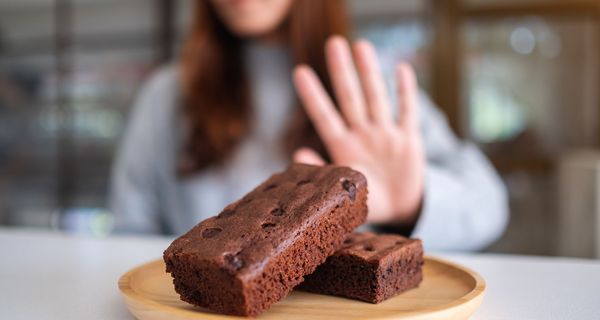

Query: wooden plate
[118,256,485,319]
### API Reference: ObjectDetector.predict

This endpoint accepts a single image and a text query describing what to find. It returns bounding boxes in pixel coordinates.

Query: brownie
[163,164,368,316]
[298,232,423,303]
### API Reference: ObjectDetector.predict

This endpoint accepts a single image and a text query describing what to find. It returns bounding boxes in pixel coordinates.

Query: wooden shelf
[463,1,600,19]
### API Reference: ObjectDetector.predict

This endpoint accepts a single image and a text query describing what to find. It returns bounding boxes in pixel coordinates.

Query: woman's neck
[251,21,288,45]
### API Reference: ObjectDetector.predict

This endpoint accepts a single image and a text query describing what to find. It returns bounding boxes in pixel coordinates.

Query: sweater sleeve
[411,93,509,251]
[108,68,175,234]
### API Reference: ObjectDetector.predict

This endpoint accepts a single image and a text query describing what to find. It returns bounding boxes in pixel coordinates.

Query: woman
[110,0,508,251]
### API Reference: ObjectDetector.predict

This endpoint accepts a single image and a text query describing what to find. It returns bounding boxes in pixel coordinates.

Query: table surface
[1,227,599,320]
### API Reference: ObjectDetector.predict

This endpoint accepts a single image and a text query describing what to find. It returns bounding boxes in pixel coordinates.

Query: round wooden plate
[118,256,485,319]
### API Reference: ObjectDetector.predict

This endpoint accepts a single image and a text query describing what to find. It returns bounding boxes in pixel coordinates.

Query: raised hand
[292,36,425,225]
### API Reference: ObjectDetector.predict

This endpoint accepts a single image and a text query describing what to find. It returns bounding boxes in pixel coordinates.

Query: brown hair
[178,0,349,176]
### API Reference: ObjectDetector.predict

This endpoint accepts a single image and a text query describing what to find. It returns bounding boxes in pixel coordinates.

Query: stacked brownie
[164,164,368,316]
[164,164,424,317]
[299,232,424,303]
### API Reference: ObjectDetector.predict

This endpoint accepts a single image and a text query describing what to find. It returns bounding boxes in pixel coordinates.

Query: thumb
[293,147,326,166]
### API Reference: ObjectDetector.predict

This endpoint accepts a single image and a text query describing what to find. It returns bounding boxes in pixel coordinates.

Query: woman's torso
[154,44,296,233]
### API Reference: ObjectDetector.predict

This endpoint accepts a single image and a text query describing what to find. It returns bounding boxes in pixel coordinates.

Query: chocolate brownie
[163,164,368,316]
[298,232,423,303]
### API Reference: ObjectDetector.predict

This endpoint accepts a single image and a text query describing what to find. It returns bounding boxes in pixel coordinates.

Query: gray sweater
[110,44,508,251]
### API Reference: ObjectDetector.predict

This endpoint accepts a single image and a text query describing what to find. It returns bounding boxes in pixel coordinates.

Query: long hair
[178,0,349,175]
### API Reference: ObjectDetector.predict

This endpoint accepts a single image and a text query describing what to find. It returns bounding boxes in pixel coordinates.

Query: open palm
[292,36,425,225]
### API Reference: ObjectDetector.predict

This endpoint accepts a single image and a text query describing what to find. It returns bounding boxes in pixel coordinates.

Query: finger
[396,63,419,130]
[353,40,392,124]
[293,65,347,147]
[326,36,368,128]
[293,147,326,166]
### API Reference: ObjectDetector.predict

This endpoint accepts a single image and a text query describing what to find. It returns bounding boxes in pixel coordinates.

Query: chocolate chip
[261,222,276,229]
[217,209,235,219]
[363,245,375,252]
[201,227,222,238]
[342,180,357,200]
[263,184,277,192]
[343,238,353,245]
[296,180,310,186]
[224,253,244,271]
[270,207,285,216]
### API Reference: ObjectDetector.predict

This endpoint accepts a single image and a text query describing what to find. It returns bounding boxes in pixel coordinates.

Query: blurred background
[1,0,599,258]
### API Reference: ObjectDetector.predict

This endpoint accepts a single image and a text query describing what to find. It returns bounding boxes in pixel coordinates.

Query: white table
[1,227,599,320]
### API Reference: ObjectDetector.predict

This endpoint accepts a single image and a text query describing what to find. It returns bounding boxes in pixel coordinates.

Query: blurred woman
[110,0,508,251]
